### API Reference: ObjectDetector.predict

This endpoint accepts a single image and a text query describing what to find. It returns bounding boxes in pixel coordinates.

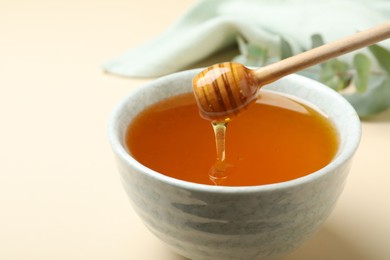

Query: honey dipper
[192,22,390,122]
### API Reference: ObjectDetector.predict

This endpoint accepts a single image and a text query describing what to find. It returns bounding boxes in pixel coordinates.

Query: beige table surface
[1,1,390,259]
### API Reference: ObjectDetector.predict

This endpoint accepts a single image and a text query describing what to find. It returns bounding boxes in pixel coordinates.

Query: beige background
[1,0,389,259]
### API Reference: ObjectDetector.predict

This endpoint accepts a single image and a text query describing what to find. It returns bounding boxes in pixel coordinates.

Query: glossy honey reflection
[192,62,259,122]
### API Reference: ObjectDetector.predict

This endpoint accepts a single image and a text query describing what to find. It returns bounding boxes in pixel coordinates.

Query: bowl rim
[108,69,361,194]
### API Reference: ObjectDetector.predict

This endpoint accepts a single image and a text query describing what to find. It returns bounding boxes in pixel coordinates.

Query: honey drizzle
[209,122,229,185]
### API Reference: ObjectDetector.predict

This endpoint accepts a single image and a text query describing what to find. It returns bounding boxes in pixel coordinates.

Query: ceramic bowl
[108,69,361,260]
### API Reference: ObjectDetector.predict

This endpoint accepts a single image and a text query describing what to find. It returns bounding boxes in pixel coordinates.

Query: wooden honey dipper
[192,22,390,122]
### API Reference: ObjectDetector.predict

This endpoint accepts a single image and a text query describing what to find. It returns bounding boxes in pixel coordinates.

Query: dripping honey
[125,91,338,186]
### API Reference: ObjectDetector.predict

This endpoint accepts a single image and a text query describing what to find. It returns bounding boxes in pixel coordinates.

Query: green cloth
[103,0,390,78]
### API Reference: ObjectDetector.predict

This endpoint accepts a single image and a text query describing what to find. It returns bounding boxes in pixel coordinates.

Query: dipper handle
[254,22,390,85]
[192,22,390,122]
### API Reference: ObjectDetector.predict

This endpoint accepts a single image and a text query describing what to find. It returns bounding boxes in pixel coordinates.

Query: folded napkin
[103,0,390,78]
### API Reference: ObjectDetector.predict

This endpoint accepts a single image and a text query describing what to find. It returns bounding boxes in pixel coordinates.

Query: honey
[125,91,338,186]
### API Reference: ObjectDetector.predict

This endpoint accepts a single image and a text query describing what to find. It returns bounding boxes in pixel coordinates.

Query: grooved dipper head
[192,62,259,122]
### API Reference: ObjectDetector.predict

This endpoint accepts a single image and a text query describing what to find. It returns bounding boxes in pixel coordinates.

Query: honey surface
[126,91,338,186]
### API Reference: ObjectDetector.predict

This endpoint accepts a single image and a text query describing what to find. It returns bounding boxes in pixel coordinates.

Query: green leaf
[343,77,390,117]
[234,36,269,67]
[368,44,390,75]
[247,44,263,58]
[298,64,321,80]
[311,34,324,48]
[236,36,248,55]
[247,44,268,64]
[327,77,345,91]
[353,53,371,93]
[280,37,293,59]
[319,59,351,91]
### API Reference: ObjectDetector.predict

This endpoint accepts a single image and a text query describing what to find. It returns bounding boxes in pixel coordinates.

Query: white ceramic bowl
[108,69,361,260]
